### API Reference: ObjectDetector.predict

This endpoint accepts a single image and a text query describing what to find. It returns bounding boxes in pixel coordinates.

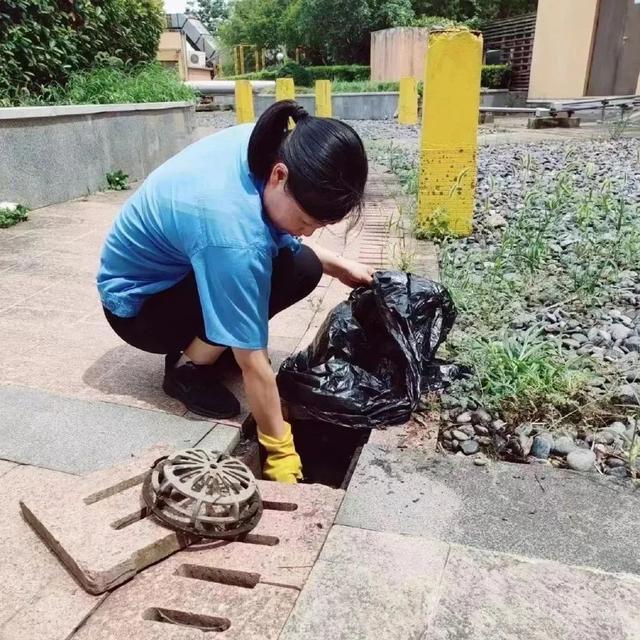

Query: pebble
[477,436,492,445]
[607,457,627,468]
[552,436,578,456]
[625,336,640,352]
[461,440,480,455]
[492,419,507,431]
[472,409,492,425]
[611,324,634,342]
[608,422,628,436]
[443,430,453,441]
[452,429,469,442]
[571,333,588,344]
[474,457,488,466]
[456,411,472,424]
[531,434,552,459]
[566,449,596,472]
[474,424,490,436]
[615,384,640,405]
[594,430,616,445]
[605,466,628,479]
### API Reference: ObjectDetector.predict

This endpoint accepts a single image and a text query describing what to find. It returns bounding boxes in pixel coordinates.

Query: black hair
[248,100,368,225]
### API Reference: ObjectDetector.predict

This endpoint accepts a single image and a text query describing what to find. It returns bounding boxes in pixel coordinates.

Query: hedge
[231,64,510,89]
[230,64,371,85]
[0,0,165,106]
[481,64,511,89]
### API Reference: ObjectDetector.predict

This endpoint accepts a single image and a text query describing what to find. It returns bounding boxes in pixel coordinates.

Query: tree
[186,0,228,36]
[410,0,536,22]
[219,0,289,49]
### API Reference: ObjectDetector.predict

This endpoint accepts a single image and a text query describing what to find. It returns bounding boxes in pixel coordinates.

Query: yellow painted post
[239,45,245,75]
[418,30,482,237]
[275,77,295,101]
[315,80,332,117]
[235,79,255,124]
[398,77,418,125]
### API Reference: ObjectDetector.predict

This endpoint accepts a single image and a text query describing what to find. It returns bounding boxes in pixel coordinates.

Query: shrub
[0,203,29,229]
[481,64,511,89]
[275,62,313,87]
[0,0,165,106]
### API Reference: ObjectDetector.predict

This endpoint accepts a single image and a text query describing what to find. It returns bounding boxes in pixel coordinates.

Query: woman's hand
[336,258,375,288]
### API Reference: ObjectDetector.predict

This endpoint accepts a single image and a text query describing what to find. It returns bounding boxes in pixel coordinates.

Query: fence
[482,13,537,92]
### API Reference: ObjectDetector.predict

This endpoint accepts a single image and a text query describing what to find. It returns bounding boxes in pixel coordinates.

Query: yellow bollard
[398,77,418,125]
[315,80,332,117]
[235,79,255,124]
[275,77,295,102]
[417,30,482,237]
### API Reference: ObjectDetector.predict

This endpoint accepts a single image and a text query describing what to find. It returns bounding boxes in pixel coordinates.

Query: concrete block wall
[0,102,196,209]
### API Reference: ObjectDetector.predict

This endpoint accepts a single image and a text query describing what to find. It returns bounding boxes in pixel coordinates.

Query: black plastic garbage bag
[276,270,457,429]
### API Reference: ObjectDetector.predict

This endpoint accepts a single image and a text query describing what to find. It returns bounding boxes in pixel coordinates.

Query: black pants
[104,245,322,354]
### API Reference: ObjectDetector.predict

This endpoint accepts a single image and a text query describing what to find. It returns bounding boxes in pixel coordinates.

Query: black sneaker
[163,354,240,419]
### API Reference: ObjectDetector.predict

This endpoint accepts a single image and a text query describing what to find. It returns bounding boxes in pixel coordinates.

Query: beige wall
[528,0,599,99]
[371,28,430,81]
[158,31,187,80]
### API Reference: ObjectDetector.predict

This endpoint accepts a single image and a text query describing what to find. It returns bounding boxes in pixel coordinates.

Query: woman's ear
[269,162,289,187]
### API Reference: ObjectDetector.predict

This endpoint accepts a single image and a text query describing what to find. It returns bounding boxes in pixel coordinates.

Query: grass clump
[27,63,196,106]
[106,170,130,191]
[0,204,29,229]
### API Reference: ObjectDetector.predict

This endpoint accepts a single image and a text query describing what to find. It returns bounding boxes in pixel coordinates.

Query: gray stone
[452,429,469,442]
[552,436,578,456]
[459,424,476,437]
[615,384,640,405]
[625,427,637,443]
[594,430,616,445]
[472,409,492,425]
[460,440,480,455]
[0,384,213,474]
[570,333,588,344]
[611,324,634,342]
[625,336,640,352]
[607,457,627,469]
[338,445,640,575]
[605,466,629,479]
[608,422,628,436]
[566,449,596,472]
[474,458,488,466]
[474,424,490,436]
[443,430,453,441]
[492,419,507,431]
[456,411,472,424]
[531,435,552,459]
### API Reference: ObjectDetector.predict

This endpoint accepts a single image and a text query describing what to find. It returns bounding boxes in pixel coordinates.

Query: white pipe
[186,80,276,95]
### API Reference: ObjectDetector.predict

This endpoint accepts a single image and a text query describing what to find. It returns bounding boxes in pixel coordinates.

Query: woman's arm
[233,347,285,438]
[304,241,374,288]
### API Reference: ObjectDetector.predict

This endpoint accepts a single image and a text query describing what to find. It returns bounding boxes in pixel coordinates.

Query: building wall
[528,0,599,99]
[370,28,431,81]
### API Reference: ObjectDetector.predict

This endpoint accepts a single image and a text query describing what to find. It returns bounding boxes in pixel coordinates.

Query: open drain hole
[291,421,370,488]
[142,607,230,632]
[84,473,147,505]
[262,501,298,511]
[175,564,260,588]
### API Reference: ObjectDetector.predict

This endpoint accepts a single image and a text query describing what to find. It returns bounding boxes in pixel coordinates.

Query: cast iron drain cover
[142,449,262,539]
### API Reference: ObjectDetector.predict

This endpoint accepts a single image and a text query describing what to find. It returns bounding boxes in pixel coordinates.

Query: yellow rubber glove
[258,421,303,484]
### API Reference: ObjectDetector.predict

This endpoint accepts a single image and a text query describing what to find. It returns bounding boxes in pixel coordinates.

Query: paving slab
[0,384,214,474]
[279,525,640,640]
[21,444,344,595]
[425,543,640,640]
[71,481,343,639]
[0,464,105,640]
[337,444,640,576]
[279,525,449,640]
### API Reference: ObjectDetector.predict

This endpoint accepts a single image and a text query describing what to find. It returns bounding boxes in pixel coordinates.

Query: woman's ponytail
[248,99,367,225]
[248,100,309,182]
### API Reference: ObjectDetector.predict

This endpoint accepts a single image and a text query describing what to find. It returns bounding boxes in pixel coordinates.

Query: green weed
[106,170,129,191]
[0,204,29,229]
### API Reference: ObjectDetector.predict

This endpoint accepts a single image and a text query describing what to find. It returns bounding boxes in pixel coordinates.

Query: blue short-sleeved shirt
[97,124,300,350]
